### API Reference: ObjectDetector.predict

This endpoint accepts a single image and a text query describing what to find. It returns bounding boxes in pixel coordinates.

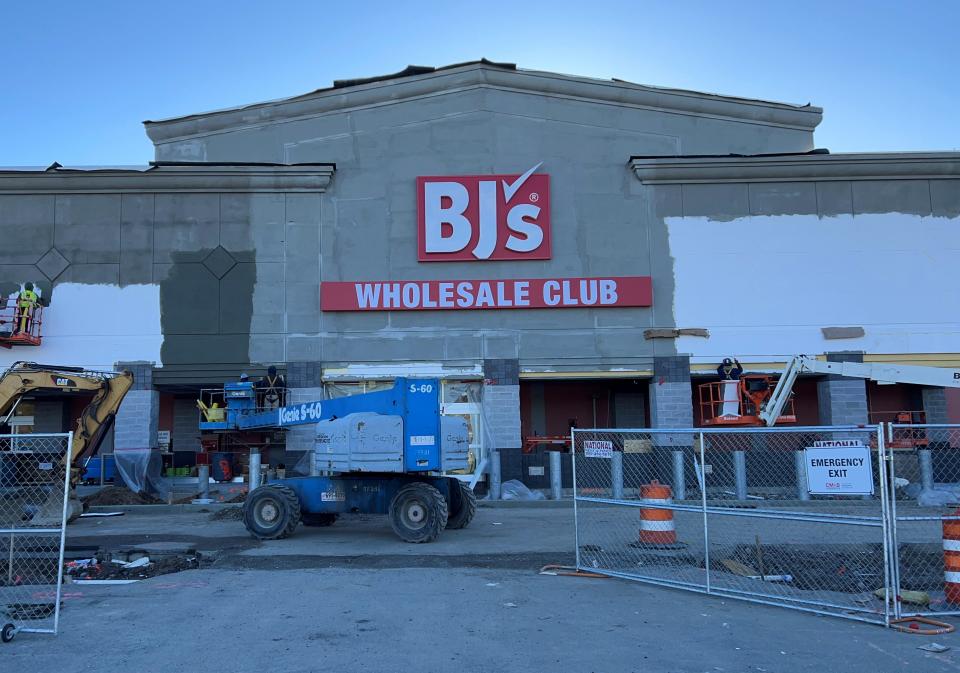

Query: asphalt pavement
[3,504,957,672]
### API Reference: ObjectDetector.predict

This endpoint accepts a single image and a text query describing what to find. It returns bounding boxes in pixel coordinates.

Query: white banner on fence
[584,440,613,459]
[804,441,873,495]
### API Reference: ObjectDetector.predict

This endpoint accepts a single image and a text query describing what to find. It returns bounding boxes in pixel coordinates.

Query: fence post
[733,450,747,500]
[699,431,710,594]
[571,429,580,570]
[611,450,624,499]
[794,450,810,501]
[878,423,895,625]
[672,450,686,501]
[549,450,562,500]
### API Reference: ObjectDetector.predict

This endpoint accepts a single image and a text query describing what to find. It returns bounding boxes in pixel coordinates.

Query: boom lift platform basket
[699,374,796,426]
[0,299,42,348]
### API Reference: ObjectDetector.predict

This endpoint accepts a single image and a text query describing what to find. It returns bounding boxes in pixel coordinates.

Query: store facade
[0,61,956,482]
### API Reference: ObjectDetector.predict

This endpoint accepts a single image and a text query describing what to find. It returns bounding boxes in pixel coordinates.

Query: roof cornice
[143,64,822,145]
[630,152,960,184]
[0,164,335,194]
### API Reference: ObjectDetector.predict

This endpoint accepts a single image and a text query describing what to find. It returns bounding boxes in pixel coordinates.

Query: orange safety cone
[638,480,678,546]
[943,508,960,603]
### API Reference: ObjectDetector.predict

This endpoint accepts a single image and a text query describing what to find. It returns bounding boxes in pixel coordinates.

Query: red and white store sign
[417,163,551,261]
[321,277,652,312]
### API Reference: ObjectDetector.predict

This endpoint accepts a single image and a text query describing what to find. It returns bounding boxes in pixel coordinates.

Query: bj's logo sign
[417,163,551,261]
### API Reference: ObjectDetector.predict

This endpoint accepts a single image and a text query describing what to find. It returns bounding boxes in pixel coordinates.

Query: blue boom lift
[199,377,477,543]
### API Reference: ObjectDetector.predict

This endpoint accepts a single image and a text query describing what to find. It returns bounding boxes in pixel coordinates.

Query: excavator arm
[0,361,134,466]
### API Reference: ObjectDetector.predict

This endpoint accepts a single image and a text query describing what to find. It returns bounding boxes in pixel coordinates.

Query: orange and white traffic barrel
[639,480,677,545]
[943,509,960,603]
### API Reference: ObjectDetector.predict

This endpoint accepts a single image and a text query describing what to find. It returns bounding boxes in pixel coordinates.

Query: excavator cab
[699,374,797,426]
[0,297,42,348]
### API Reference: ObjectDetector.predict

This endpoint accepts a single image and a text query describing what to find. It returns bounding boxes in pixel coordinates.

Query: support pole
[733,450,748,501]
[918,449,934,492]
[248,449,262,493]
[489,449,502,500]
[611,450,624,499]
[549,450,562,500]
[198,464,210,500]
[672,450,686,501]
[794,450,810,501]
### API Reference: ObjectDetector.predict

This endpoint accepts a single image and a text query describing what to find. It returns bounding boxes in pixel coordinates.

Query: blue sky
[1,1,957,166]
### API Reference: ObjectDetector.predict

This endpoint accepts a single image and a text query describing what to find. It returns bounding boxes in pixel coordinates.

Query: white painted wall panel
[666,213,960,364]
[0,283,162,371]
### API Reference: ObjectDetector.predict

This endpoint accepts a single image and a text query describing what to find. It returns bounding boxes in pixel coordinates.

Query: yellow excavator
[0,361,134,519]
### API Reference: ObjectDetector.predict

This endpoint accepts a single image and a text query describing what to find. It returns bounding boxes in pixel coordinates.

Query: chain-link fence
[888,423,960,620]
[573,426,893,625]
[0,434,72,638]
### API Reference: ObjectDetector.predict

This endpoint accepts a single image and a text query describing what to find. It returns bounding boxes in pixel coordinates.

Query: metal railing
[0,433,72,637]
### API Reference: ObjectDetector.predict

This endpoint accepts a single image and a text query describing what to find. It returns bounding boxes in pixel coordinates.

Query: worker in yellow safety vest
[14,283,38,334]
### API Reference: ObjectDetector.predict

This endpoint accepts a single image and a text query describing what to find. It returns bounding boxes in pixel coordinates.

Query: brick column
[483,358,521,483]
[113,362,159,452]
[817,352,868,426]
[285,361,324,470]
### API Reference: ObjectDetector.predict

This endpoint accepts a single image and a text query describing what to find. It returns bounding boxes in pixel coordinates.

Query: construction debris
[81,486,163,506]
[209,506,244,521]
[918,643,950,653]
[874,588,930,606]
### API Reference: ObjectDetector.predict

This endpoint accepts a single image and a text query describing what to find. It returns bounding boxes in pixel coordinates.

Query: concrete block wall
[649,356,693,428]
[922,387,949,425]
[482,358,521,483]
[285,361,324,463]
[114,362,159,451]
[482,359,521,449]
[817,352,868,426]
[114,390,159,450]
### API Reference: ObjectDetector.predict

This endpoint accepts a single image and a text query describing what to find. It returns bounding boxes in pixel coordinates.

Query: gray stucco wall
[0,167,331,381]
[150,69,816,374]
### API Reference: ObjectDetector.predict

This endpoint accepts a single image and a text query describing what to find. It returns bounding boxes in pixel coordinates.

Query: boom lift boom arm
[760,355,960,426]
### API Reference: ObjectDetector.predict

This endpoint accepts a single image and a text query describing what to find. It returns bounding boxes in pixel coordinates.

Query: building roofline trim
[630,152,960,184]
[0,163,335,194]
[143,63,823,144]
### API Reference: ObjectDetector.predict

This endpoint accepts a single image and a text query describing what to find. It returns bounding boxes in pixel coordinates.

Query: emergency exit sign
[804,441,873,495]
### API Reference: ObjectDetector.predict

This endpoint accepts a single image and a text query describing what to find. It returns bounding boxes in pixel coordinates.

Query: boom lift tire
[244,485,301,540]
[445,478,477,530]
[301,513,338,527]
[389,481,448,543]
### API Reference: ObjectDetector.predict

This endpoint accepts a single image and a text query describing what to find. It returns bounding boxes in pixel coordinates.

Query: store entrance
[518,378,649,488]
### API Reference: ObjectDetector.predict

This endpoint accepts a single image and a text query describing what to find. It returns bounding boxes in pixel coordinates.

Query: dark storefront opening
[516,378,649,489]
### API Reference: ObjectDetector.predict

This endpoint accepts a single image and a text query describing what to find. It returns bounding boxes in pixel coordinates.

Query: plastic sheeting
[500,479,546,500]
[113,448,170,498]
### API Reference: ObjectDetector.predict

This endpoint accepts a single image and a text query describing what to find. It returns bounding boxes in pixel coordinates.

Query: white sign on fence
[804,441,873,495]
[584,440,614,459]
